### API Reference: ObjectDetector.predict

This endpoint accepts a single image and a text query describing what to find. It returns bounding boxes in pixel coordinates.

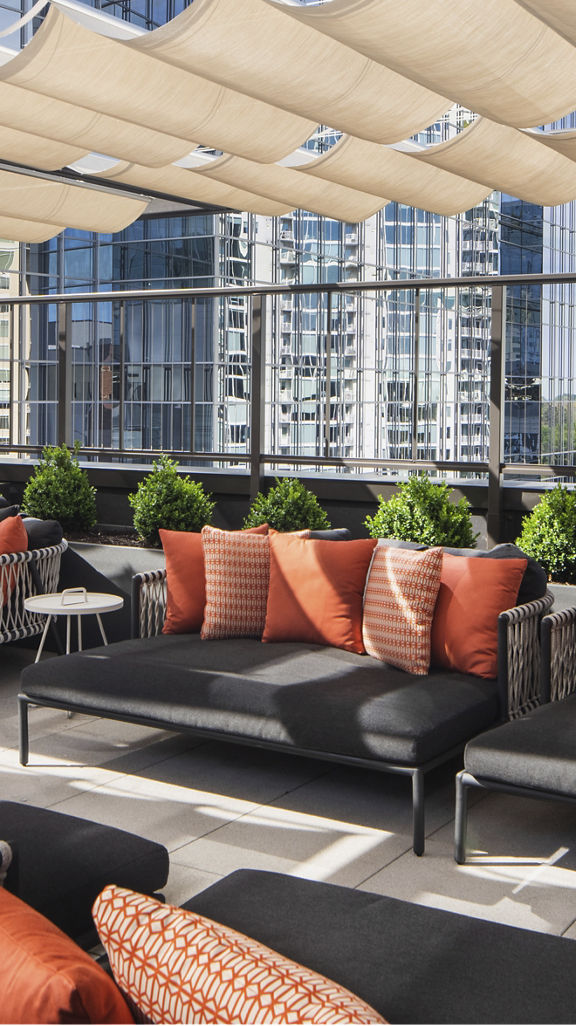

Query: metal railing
[3,270,576,544]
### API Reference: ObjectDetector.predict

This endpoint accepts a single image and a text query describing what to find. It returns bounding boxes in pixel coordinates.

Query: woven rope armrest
[497,589,554,720]
[540,606,576,704]
[131,568,167,639]
[0,540,67,644]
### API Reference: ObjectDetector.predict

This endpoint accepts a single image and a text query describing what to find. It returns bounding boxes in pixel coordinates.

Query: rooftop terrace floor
[2,643,576,939]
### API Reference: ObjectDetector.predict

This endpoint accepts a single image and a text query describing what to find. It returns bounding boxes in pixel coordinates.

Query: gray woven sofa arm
[0,540,68,644]
[540,605,576,704]
[131,568,167,639]
[497,590,554,720]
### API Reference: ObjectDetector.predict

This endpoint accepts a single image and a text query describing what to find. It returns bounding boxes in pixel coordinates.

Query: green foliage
[243,477,331,532]
[128,455,216,546]
[516,484,576,581]
[364,475,478,548]
[21,441,97,531]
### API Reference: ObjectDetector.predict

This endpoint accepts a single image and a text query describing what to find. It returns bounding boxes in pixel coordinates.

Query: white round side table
[24,587,124,663]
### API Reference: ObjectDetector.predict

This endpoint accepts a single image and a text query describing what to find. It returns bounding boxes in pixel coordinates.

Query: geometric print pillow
[93,885,385,1025]
[362,545,443,675]
[200,526,270,640]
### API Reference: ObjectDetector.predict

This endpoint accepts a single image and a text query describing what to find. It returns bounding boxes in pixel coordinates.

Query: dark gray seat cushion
[0,801,169,941]
[21,634,500,766]
[184,869,576,1024]
[464,694,576,796]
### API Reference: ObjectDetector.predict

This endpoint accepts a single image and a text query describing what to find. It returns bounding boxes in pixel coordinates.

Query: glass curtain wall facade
[5,0,576,474]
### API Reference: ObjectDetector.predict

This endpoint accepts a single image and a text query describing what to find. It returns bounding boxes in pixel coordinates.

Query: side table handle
[61,587,88,606]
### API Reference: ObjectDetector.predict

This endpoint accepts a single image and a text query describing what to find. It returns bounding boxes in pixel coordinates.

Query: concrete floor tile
[49,772,258,848]
[266,761,459,838]
[162,861,223,908]
[135,740,328,805]
[358,796,576,935]
[0,745,129,807]
[171,802,408,887]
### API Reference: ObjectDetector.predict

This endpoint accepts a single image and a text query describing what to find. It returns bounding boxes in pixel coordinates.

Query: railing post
[324,290,333,458]
[57,302,72,446]
[411,288,421,463]
[487,284,506,547]
[117,300,125,453]
[249,293,265,499]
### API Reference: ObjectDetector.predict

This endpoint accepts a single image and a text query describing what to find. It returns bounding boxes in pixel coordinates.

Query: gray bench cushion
[464,694,576,796]
[21,634,500,766]
[1,801,169,941]
[184,869,576,1024]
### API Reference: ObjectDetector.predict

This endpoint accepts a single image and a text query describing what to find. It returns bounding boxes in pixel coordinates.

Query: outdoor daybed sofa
[4,850,576,1023]
[18,532,553,855]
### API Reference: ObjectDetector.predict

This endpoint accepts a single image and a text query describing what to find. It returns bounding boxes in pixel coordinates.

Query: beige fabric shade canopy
[0,0,576,239]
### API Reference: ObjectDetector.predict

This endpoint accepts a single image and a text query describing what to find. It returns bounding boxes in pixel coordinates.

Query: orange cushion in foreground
[0,887,133,1025]
[431,553,527,679]
[263,534,377,653]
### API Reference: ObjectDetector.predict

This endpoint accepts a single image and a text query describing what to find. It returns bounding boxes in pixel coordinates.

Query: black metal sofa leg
[18,697,29,767]
[412,770,425,856]
[454,769,470,864]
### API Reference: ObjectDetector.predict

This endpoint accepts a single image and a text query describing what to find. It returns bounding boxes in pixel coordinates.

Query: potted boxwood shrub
[129,455,216,547]
[243,477,331,532]
[21,441,98,533]
[365,475,477,548]
[516,484,576,582]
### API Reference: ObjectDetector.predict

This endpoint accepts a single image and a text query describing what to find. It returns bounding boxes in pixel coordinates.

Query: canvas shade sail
[0,169,146,232]
[1,0,576,238]
[131,0,451,145]
[89,160,293,217]
[187,154,387,223]
[294,0,576,129]
[0,213,65,242]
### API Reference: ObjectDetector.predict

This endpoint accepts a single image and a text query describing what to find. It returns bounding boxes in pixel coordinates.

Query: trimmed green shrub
[21,441,97,532]
[365,475,477,548]
[128,455,215,547]
[243,477,331,532]
[516,484,576,581]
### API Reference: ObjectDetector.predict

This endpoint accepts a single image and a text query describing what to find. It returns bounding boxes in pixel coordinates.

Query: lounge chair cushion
[20,634,500,766]
[464,694,576,796]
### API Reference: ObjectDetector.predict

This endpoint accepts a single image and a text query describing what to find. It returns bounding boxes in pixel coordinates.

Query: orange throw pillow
[0,887,133,1024]
[0,515,28,605]
[93,885,385,1025]
[161,524,268,634]
[201,526,270,639]
[363,546,443,675]
[431,553,527,679]
[263,535,377,653]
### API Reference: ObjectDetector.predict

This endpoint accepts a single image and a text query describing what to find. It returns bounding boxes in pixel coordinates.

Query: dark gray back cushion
[21,517,64,550]
[442,542,547,605]
[0,505,19,522]
[377,538,547,605]
[307,528,351,541]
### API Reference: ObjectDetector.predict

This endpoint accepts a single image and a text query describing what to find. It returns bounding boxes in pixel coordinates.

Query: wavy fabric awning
[1,0,576,238]
[0,169,147,232]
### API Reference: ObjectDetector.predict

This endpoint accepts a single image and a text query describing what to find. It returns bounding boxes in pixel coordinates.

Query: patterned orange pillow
[201,525,270,639]
[362,545,443,675]
[160,524,268,635]
[93,885,385,1025]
